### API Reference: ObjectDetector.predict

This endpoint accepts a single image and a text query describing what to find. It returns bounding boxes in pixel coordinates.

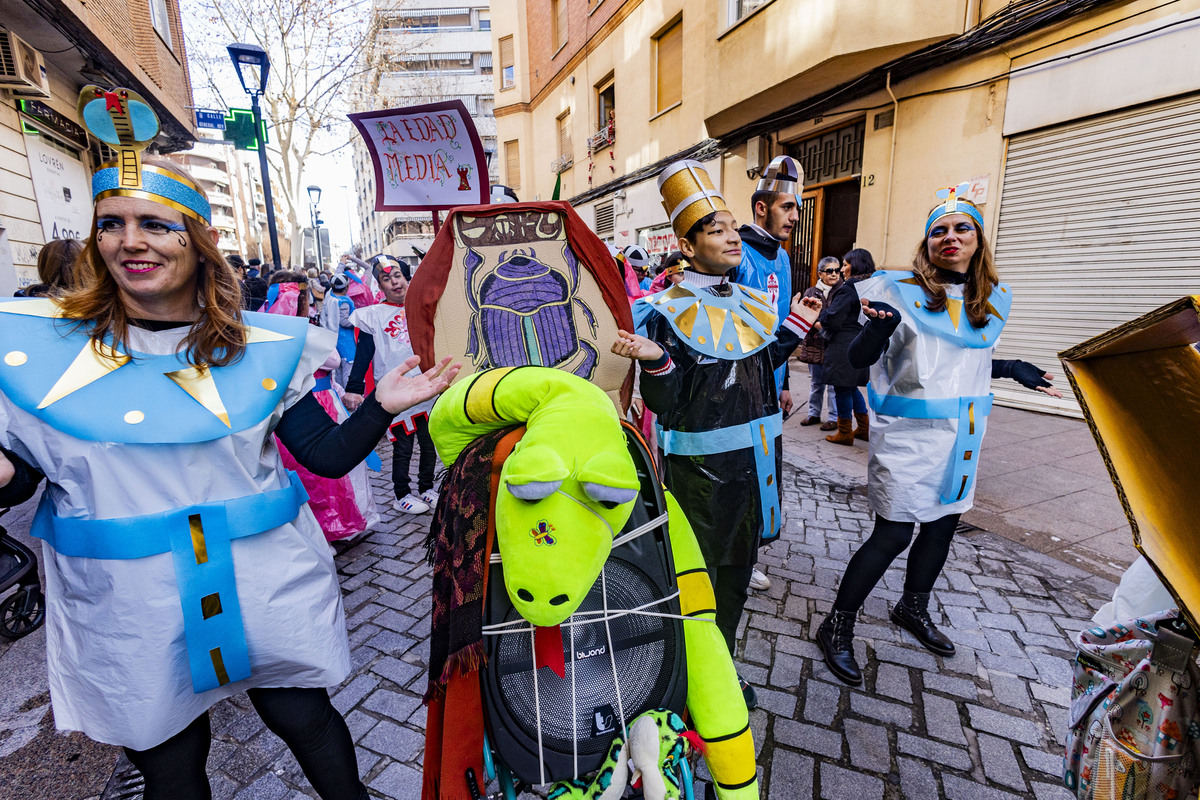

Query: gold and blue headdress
[658,160,728,240]
[77,85,212,224]
[925,182,983,237]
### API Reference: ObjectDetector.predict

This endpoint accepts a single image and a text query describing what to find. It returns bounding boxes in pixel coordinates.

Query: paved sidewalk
[783,365,1136,582]
[0,424,1124,800]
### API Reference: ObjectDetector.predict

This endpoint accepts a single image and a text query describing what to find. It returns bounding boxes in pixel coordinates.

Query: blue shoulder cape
[0,298,311,444]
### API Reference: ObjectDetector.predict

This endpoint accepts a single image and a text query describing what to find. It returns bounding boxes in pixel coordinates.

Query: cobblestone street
[0,433,1121,800]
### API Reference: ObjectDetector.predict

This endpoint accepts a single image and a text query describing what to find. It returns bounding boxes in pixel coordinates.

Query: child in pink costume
[263,274,380,540]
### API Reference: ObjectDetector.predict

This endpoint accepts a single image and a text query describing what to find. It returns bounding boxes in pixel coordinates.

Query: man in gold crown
[611,160,822,705]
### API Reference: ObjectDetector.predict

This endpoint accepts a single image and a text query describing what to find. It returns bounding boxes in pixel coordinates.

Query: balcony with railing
[587,119,615,153]
[550,153,573,174]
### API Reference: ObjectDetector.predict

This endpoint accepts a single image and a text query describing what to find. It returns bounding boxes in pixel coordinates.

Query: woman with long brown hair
[0,89,458,800]
[814,183,1062,687]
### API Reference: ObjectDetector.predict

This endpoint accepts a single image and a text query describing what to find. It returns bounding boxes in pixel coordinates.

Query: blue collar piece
[0,299,309,443]
[638,280,777,360]
[881,271,1010,349]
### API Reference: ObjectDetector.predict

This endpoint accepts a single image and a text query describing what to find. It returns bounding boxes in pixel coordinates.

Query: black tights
[124,687,366,800]
[833,513,960,613]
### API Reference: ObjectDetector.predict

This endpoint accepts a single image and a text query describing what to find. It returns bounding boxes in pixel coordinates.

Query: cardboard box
[1059,296,1200,630]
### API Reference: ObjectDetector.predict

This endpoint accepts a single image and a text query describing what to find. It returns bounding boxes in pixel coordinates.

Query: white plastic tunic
[856,274,997,523]
[0,324,350,750]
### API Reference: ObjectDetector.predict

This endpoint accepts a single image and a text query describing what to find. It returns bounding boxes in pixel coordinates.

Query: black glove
[848,302,902,369]
[862,301,902,337]
[992,359,1052,390]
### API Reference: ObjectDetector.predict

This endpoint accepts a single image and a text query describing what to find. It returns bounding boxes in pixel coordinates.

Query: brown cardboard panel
[1061,297,1200,630]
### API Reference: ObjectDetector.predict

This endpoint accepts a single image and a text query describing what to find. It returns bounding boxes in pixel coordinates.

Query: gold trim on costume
[676,303,699,338]
[705,305,726,344]
[210,648,231,686]
[4,351,27,366]
[739,300,776,332]
[94,188,208,224]
[38,340,131,409]
[732,313,765,353]
[946,297,963,331]
[188,513,209,564]
[244,326,294,344]
[201,592,223,619]
[165,365,232,427]
[0,298,66,318]
[124,410,145,424]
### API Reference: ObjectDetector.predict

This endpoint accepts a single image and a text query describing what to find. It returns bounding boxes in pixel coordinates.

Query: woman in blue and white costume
[0,86,459,800]
[814,183,1062,688]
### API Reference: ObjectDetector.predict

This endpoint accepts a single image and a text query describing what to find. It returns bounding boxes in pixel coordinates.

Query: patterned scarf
[422,424,524,800]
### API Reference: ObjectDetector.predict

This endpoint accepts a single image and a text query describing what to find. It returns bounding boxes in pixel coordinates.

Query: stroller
[0,508,46,640]
[475,423,696,800]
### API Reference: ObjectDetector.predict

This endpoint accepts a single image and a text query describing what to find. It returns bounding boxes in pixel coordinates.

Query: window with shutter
[655,20,682,114]
[553,0,568,50]
[500,36,515,90]
[557,111,572,159]
[505,140,520,190]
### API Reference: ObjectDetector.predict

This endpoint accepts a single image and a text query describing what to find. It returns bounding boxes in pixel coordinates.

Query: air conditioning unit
[0,29,50,98]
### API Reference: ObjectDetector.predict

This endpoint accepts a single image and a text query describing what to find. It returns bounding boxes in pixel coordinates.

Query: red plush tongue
[534,624,566,679]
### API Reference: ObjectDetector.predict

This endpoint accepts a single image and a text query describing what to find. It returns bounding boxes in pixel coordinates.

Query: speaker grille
[492,557,678,756]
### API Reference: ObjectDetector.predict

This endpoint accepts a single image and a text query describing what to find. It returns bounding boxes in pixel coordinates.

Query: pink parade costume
[265,285,379,541]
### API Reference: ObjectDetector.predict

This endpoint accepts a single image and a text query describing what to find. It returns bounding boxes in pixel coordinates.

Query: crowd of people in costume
[0,84,1085,800]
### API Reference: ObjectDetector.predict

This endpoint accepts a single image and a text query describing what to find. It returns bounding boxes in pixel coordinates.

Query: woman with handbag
[818,248,875,444]
[797,256,843,429]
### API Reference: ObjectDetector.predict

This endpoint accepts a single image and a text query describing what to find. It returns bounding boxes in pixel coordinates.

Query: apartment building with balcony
[493,0,1200,417]
[353,0,499,267]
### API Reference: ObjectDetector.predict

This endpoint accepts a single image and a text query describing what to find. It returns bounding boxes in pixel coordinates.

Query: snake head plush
[499,444,639,627]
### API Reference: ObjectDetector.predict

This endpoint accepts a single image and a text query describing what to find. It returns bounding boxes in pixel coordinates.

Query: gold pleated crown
[658,160,728,240]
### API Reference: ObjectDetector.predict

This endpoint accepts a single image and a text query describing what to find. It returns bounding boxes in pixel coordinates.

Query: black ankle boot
[815,610,862,686]
[891,591,956,656]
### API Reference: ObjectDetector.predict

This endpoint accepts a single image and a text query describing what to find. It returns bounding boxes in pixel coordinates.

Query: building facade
[0,0,196,293]
[353,0,499,267]
[493,0,1200,416]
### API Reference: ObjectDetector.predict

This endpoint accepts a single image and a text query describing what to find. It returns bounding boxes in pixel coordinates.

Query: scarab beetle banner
[406,202,634,398]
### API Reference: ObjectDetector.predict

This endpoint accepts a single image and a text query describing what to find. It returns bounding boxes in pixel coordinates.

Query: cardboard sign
[1059,296,1200,630]
[349,100,489,212]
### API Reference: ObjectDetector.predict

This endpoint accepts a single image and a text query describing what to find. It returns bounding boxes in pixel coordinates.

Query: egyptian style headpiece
[925,182,983,237]
[756,155,803,197]
[658,160,728,240]
[78,85,212,224]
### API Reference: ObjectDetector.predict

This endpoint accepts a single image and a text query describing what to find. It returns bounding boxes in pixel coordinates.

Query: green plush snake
[547,710,692,800]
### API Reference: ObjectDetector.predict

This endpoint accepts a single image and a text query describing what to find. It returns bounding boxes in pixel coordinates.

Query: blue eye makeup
[95,217,187,234]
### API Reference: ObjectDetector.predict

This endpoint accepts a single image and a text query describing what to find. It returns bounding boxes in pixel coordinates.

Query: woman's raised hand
[375,356,461,415]
[611,330,665,362]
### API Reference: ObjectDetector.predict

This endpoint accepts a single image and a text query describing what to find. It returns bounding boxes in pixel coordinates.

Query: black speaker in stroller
[0,508,45,640]
[479,424,688,785]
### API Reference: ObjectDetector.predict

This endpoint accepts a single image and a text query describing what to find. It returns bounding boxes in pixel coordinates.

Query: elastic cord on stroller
[482,505,713,784]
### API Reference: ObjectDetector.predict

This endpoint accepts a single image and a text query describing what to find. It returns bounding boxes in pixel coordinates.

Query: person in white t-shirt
[342,256,440,515]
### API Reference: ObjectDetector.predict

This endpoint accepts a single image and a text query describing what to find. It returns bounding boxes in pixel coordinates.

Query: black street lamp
[227,42,282,272]
[307,184,323,271]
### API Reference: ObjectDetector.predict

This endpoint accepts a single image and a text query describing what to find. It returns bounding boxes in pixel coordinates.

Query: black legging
[392,416,436,498]
[124,687,366,800]
[832,513,960,613]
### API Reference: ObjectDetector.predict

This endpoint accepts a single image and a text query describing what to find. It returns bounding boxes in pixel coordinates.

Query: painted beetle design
[463,241,599,379]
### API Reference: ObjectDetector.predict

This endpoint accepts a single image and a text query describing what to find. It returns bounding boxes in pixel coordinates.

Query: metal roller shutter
[992,92,1200,416]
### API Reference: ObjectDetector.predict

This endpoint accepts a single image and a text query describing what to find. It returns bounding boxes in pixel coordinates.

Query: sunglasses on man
[820,268,840,274]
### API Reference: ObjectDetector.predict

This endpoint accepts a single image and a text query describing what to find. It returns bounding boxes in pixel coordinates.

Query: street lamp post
[307,184,323,272]
[227,43,282,272]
